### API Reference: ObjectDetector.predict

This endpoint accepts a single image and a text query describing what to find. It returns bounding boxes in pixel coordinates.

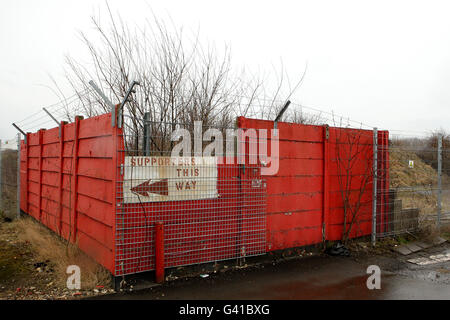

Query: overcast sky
[1,0,450,139]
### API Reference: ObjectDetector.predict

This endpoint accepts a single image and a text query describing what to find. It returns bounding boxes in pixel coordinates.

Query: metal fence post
[143,112,150,156]
[437,134,442,230]
[155,222,165,283]
[0,139,3,210]
[0,139,2,212]
[16,133,21,219]
[117,80,140,129]
[371,128,378,246]
[89,80,116,127]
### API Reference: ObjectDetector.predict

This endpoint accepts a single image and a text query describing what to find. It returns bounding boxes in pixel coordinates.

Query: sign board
[123,156,218,203]
[408,160,414,169]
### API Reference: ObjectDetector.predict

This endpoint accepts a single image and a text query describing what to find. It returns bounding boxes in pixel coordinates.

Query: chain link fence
[376,131,450,238]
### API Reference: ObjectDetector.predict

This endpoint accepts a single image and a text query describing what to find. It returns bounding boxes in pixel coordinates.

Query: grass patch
[396,235,409,245]
[12,217,111,290]
[0,240,32,282]
[0,149,18,220]
[440,224,450,240]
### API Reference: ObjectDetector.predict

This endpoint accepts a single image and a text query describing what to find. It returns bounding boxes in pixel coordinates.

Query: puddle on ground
[262,274,393,300]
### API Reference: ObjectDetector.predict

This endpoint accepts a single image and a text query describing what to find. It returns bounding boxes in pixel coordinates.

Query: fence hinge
[324,125,329,140]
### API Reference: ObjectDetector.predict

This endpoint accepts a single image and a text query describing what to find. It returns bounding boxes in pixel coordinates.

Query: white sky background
[1,0,450,139]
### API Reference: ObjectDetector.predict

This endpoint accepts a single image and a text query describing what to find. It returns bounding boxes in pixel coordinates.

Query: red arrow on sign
[131,179,169,197]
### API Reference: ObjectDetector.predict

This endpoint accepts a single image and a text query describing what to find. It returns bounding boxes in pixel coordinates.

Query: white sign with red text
[123,156,218,203]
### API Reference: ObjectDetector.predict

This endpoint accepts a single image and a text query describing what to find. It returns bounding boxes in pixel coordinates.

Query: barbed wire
[13,88,94,133]
[9,85,449,141]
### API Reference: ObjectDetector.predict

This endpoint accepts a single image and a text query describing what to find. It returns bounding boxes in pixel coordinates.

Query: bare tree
[332,118,374,243]
[55,4,313,156]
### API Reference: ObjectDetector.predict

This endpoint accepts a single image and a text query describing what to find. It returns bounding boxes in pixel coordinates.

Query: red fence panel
[238,117,389,250]
[114,159,266,276]
[20,113,116,273]
[238,117,325,250]
[19,112,389,277]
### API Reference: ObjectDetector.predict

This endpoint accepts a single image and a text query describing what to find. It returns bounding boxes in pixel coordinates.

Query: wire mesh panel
[376,131,450,238]
[114,118,266,276]
[440,136,450,226]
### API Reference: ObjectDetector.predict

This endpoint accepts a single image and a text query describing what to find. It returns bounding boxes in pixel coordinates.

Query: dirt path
[0,217,112,300]
[2,214,449,300]
[0,217,57,299]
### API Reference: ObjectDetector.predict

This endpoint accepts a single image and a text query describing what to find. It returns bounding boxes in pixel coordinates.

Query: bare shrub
[56,4,311,154]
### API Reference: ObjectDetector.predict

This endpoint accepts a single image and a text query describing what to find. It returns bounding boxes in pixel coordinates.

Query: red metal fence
[113,116,267,276]
[19,112,389,277]
[114,159,266,276]
[237,117,389,250]
[20,114,116,272]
